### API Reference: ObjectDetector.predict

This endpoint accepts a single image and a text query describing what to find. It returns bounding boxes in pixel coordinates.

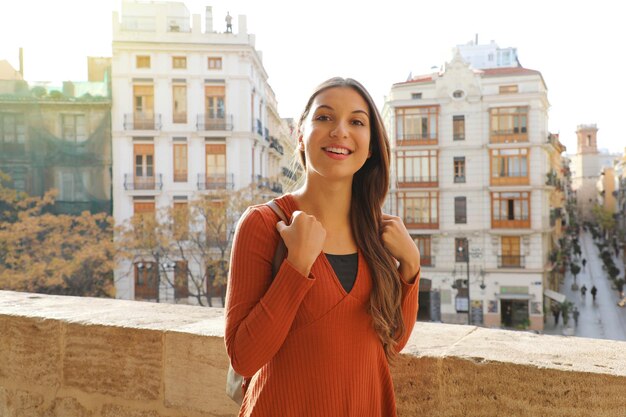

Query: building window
[491,148,529,185]
[206,144,226,183]
[174,260,189,298]
[412,235,432,266]
[395,106,438,145]
[453,115,465,140]
[173,143,187,182]
[455,197,467,224]
[452,90,464,99]
[490,107,528,143]
[499,85,518,94]
[411,93,422,100]
[492,192,530,228]
[172,56,187,69]
[172,84,187,123]
[134,261,158,299]
[208,57,222,70]
[0,113,26,151]
[397,191,438,228]
[134,144,154,178]
[133,199,156,242]
[500,236,521,267]
[173,201,189,240]
[62,114,87,143]
[133,85,155,128]
[136,55,151,69]
[396,149,438,185]
[453,157,465,183]
[455,238,468,262]
[205,85,225,120]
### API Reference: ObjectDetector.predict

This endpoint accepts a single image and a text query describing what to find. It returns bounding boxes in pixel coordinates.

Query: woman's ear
[298,136,305,151]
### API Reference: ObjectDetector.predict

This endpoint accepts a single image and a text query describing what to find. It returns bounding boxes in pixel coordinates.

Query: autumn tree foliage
[115,183,270,306]
[0,171,116,296]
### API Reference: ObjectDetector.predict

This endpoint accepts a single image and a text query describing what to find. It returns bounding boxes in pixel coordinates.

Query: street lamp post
[458,245,471,325]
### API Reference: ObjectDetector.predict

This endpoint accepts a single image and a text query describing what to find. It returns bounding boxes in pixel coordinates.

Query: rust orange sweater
[225,194,420,417]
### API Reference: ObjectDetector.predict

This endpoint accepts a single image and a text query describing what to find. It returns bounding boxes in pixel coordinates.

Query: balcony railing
[404,218,439,229]
[420,255,435,267]
[124,113,162,130]
[396,132,438,146]
[490,129,528,144]
[397,176,438,187]
[197,173,234,191]
[498,255,525,268]
[269,136,284,155]
[124,174,163,191]
[196,114,233,131]
[453,134,465,141]
[270,182,283,193]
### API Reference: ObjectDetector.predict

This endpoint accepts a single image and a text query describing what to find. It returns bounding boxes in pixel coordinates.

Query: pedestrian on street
[551,303,561,325]
[582,258,587,271]
[591,285,598,302]
[573,306,580,326]
[580,284,587,298]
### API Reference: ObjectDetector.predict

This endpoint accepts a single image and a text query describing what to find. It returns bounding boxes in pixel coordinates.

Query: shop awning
[543,289,566,303]
[496,293,533,300]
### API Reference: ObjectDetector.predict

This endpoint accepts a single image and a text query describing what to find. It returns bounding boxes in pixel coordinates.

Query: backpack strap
[265,200,288,277]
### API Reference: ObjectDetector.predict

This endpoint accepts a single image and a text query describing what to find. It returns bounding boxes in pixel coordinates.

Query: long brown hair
[295,77,404,361]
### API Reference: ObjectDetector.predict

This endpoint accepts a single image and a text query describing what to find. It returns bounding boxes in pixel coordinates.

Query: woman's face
[299,87,372,181]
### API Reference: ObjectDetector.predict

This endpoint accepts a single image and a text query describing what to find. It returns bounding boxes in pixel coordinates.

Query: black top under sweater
[325,253,358,293]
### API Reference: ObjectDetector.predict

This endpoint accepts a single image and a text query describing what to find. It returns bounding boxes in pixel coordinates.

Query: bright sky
[1,0,624,155]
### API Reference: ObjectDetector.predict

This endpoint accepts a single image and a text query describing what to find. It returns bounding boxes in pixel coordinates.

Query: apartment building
[112,1,290,303]
[382,46,566,331]
[0,60,111,215]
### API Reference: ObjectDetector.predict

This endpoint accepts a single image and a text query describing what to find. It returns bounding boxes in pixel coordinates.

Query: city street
[543,230,626,340]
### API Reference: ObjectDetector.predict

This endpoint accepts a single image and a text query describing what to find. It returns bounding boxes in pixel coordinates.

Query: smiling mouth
[323,146,352,155]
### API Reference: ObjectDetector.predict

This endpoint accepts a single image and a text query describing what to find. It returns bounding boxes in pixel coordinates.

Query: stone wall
[1,290,625,417]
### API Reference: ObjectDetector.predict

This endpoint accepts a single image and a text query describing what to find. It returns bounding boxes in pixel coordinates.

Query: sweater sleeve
[224,207,316,377]
[394,268,420,353]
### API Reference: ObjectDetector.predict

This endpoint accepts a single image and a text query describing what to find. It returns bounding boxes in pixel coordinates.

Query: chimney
[19,47,24,77]
[205,6,213,32]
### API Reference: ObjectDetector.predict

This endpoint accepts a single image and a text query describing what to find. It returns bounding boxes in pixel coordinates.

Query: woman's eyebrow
[314,105,369,117]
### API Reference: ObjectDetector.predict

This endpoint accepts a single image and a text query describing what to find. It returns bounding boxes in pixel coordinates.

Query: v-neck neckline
[277,194,362,297]
[321,250,361,296]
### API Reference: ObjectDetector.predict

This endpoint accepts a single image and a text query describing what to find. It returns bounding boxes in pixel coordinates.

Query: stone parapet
[1,290,625,417]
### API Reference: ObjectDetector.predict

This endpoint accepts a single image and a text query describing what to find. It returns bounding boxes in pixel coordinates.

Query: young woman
[225,77,420,416]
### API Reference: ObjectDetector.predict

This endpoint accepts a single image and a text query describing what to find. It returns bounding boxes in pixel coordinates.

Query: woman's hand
[381,214,420,283]
[276,211,326,276]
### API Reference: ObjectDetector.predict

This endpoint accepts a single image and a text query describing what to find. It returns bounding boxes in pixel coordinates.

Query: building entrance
[500,299,529,328]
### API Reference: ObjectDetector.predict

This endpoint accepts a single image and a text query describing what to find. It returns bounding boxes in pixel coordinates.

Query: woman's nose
[330,121,349,138]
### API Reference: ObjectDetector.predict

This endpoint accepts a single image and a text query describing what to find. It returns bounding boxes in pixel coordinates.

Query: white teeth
[325,147,350,155]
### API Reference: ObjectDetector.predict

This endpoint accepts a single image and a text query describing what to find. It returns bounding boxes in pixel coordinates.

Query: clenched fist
[381,214,420,282]
[276,210,326,276]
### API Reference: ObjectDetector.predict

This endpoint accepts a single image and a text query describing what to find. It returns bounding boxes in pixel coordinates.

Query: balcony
[196,114,233,131]
[420,255,435,267]
[2,290,624,417]
[197,173,234,191]
[397,176,438,188]
[269,136,284,155]
[123,174,163,191]
[404,218,439,230]
[123,113,161,130]
[396,132,437,146]
[489,129,528,144]
[498,255,526,268]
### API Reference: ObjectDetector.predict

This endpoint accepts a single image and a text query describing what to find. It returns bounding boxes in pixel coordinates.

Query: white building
[382,47,565,331]
[112,1,290,303]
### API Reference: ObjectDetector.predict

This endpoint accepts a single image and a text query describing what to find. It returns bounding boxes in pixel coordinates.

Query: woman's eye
[315,115,331,121]
[352,119,365,126]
